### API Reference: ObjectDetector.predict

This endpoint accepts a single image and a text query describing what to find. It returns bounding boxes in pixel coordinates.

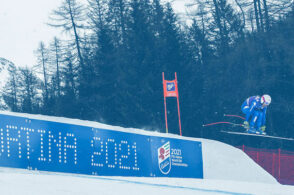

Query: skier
[241,95,271,135]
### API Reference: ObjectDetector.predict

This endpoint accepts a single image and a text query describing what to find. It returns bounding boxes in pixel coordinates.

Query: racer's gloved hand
[243,121,249,129]
[260,126,266,132]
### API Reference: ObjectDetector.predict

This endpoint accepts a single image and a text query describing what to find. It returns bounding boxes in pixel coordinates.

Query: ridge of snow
[0,110,278,184]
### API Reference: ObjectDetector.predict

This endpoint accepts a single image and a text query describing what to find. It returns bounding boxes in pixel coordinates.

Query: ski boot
[243,121,250,130]
[247,127,257,134]
[257,128,266,135]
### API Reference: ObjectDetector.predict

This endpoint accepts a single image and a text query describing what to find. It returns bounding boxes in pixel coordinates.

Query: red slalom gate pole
[162,72,168,133]
[175,73,182,136]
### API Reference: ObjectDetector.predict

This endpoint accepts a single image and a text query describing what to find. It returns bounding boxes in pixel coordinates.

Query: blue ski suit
[241,96,267,130]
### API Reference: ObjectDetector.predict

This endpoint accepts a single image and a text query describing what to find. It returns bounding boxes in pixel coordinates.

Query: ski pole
[224,114,245,120]
[203,121,244,127]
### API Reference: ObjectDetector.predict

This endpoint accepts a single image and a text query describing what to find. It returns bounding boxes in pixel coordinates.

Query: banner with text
[0,113,203,178]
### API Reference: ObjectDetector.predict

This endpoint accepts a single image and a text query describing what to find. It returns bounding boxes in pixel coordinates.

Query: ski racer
[241,95,271,135]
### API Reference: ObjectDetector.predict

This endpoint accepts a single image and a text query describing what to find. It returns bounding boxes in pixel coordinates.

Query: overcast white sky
[0,0,188,68]
[0,0,66,67]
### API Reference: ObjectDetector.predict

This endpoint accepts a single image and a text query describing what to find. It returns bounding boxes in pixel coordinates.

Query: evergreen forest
[2,0,294,148]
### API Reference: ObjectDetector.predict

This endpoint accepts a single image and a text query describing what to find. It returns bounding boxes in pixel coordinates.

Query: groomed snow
[0,111,294,194]
[1,167,294,195]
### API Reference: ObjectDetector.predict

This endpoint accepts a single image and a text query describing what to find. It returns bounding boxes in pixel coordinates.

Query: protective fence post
[272,153,275,176]
[278,148,281,181]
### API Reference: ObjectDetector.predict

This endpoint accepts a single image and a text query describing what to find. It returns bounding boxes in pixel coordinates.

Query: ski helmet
[261,94,271,105]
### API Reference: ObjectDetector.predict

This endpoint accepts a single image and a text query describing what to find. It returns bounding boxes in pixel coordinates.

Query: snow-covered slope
[0,110,277,184]
[1,167,294,195]
[202,139,277,184]
[1,111,293,195]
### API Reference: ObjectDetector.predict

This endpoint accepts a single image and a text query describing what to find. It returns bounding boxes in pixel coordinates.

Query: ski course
[0,111,294,194]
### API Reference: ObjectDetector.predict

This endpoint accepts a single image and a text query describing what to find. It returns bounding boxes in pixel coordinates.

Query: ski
[221,130,294,141]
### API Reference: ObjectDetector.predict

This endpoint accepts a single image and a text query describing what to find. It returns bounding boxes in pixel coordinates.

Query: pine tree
[49,37,63,100]
[49,0,87,84]
[18,67,41,114]
[2,65,19,112]
[58,51,79,118]
[34,41,50,110]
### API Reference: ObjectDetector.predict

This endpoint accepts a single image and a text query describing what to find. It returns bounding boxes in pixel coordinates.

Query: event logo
[166,82,175,91]
[158,141,171,174]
